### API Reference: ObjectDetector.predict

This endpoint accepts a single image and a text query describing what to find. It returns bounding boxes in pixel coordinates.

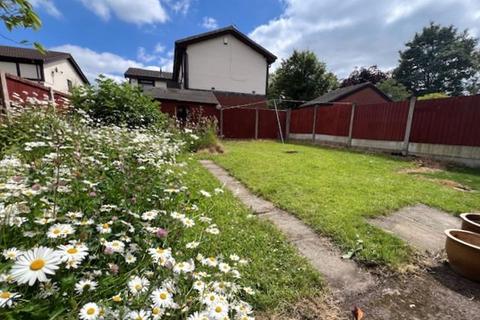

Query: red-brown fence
[352,101,409,141]
[222,107,286,140]
[410,96,480,147]
[3,73,71,109]
[288,95,480,166]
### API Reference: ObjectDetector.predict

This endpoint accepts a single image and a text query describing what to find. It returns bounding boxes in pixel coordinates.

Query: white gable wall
[186,34,267,94]
[44,60,85,93]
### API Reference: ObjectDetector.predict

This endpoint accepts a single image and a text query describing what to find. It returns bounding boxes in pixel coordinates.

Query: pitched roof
[144,88,219,105]
[300,82,392,107]
[173,25,277,79]
[124,67,173,80]
[0,45,89,84]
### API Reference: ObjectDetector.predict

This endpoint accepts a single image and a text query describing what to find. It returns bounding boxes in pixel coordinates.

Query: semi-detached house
[124,25,277,122]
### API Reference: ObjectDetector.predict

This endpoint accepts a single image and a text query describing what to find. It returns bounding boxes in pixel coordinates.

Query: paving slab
[369,205,461,253]
[199,160,375,296]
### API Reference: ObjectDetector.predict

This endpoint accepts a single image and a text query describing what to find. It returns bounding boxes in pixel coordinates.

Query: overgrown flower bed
[0,106,254,319]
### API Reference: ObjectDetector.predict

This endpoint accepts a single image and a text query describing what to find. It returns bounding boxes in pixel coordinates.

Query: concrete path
[370,205,461,253]
[199,160,374,296]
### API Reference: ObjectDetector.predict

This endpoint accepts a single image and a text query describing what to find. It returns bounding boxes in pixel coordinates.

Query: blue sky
[1,0,479,82]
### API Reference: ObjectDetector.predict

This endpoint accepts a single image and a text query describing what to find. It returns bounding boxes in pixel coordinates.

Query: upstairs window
[138,79,155,90]
[67,79,73,92]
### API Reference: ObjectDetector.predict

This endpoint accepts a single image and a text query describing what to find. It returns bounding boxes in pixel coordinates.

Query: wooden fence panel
[222,107,256,139]
[352,101,409,141]
[410,95,480,147]
[258,109,286,139]
[315,104,352,137]
[290,106,315,134]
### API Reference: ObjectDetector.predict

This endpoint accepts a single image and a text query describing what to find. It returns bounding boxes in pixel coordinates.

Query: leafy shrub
[71,76,167,128]
[178,109,222,153]
[0,107,254,319]
[418,92,449,100]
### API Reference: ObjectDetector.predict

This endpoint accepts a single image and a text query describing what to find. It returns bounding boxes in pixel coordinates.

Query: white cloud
[250,0,480,78]
[137,47,157,63]
[201,17,218,30]
[30,0,62,18]
[166,0,192,15]
[154,43,166,53]
[50,44,172,83]
[78,0,168,25]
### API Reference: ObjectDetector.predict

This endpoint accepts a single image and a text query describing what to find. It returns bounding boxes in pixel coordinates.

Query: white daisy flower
[185,241,200,249]
[173,260,195,274]
[128,276,150,295]
[218,263,231,273]
[47,224,75,239]
[141,210,158,221]
[151,305,165,319]
[203,292,220,306]
[124,252,137,264]
[10,246,62,285]
[96,222,111,234]
[208,302,228,320]
[0,290,20,308]
[181,217,195,228]
[187,311,209,320]
[79,302,100,320]
[229,254,240,262]
[148,247,172,262]
[150,287,174,308]
[202,256,218,267]
[128,310,150,320]
[199,190,211,198]
[104,240,125,253]
[75,279,98,294]
[57,243,89,265]
[2,247,21,260]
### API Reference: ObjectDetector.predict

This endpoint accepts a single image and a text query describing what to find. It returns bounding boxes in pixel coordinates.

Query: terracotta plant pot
[444,229,480,282]
[460,213,480,234]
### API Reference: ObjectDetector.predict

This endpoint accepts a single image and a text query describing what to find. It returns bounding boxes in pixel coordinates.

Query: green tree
[268,50,338,105]
[0,0,44,51]
[394,23,480,96]
[71,76,167,128]
[418,92,449,100]
[341,65,388,87]
[376,78,411,102]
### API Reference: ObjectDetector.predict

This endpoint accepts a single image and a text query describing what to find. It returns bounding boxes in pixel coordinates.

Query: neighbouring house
[124,25,277,121]
[301,82,392,107]
[0,45,89,93]
[124,68,178,90]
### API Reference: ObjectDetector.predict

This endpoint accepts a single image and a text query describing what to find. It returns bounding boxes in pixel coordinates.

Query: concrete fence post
[0,71,11,116]
[312,105,318,142]
[402,96,417,156]
[254,106,259,139]
[285,108,291,140]
[347,103,356,147]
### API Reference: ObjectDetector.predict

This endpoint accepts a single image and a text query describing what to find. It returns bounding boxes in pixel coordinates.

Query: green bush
[71,75,167,128]
[178,109,221,152]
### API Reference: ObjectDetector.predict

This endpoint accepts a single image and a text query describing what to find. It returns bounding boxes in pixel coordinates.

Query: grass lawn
[204,140,480,267]
[183,158,323,310]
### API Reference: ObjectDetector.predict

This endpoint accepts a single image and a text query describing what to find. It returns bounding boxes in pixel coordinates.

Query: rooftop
[144,87,219,105]
[124,67,173,80]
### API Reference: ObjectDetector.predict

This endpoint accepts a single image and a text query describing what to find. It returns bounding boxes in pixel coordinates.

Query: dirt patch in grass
[257,295,346,320]
[398,159,446,174]
[435,178,473,192]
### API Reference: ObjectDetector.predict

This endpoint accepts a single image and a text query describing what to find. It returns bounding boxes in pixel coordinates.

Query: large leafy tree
[394,23,480,96]
[341,65,388,87]
[376,78,411,102]
[268,50,338,105]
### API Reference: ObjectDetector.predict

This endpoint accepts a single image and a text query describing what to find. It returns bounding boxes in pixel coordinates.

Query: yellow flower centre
[152,307,160,315]
[209,295,215,301]
[0,291,11,299]
[215,306,222,313]
[102,223,109,229]
[30,258,45,271]
[159,292,167,300]
[53,229,61,234]
[67,248,78,254]
[112,295,122,302]
[135,284,142,290]
[156,248,164,254]
[86,307,96,315]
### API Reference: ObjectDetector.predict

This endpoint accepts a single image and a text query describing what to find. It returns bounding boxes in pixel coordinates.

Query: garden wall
[289,95,480,167]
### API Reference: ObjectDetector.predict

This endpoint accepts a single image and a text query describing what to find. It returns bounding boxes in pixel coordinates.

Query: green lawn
[183,158,323,310]
[205,140,480,267]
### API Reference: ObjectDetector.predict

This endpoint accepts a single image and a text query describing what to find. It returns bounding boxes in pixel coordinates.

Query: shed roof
[301,82,391,107]
[144,88,219,105]
[0,45,89,84]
